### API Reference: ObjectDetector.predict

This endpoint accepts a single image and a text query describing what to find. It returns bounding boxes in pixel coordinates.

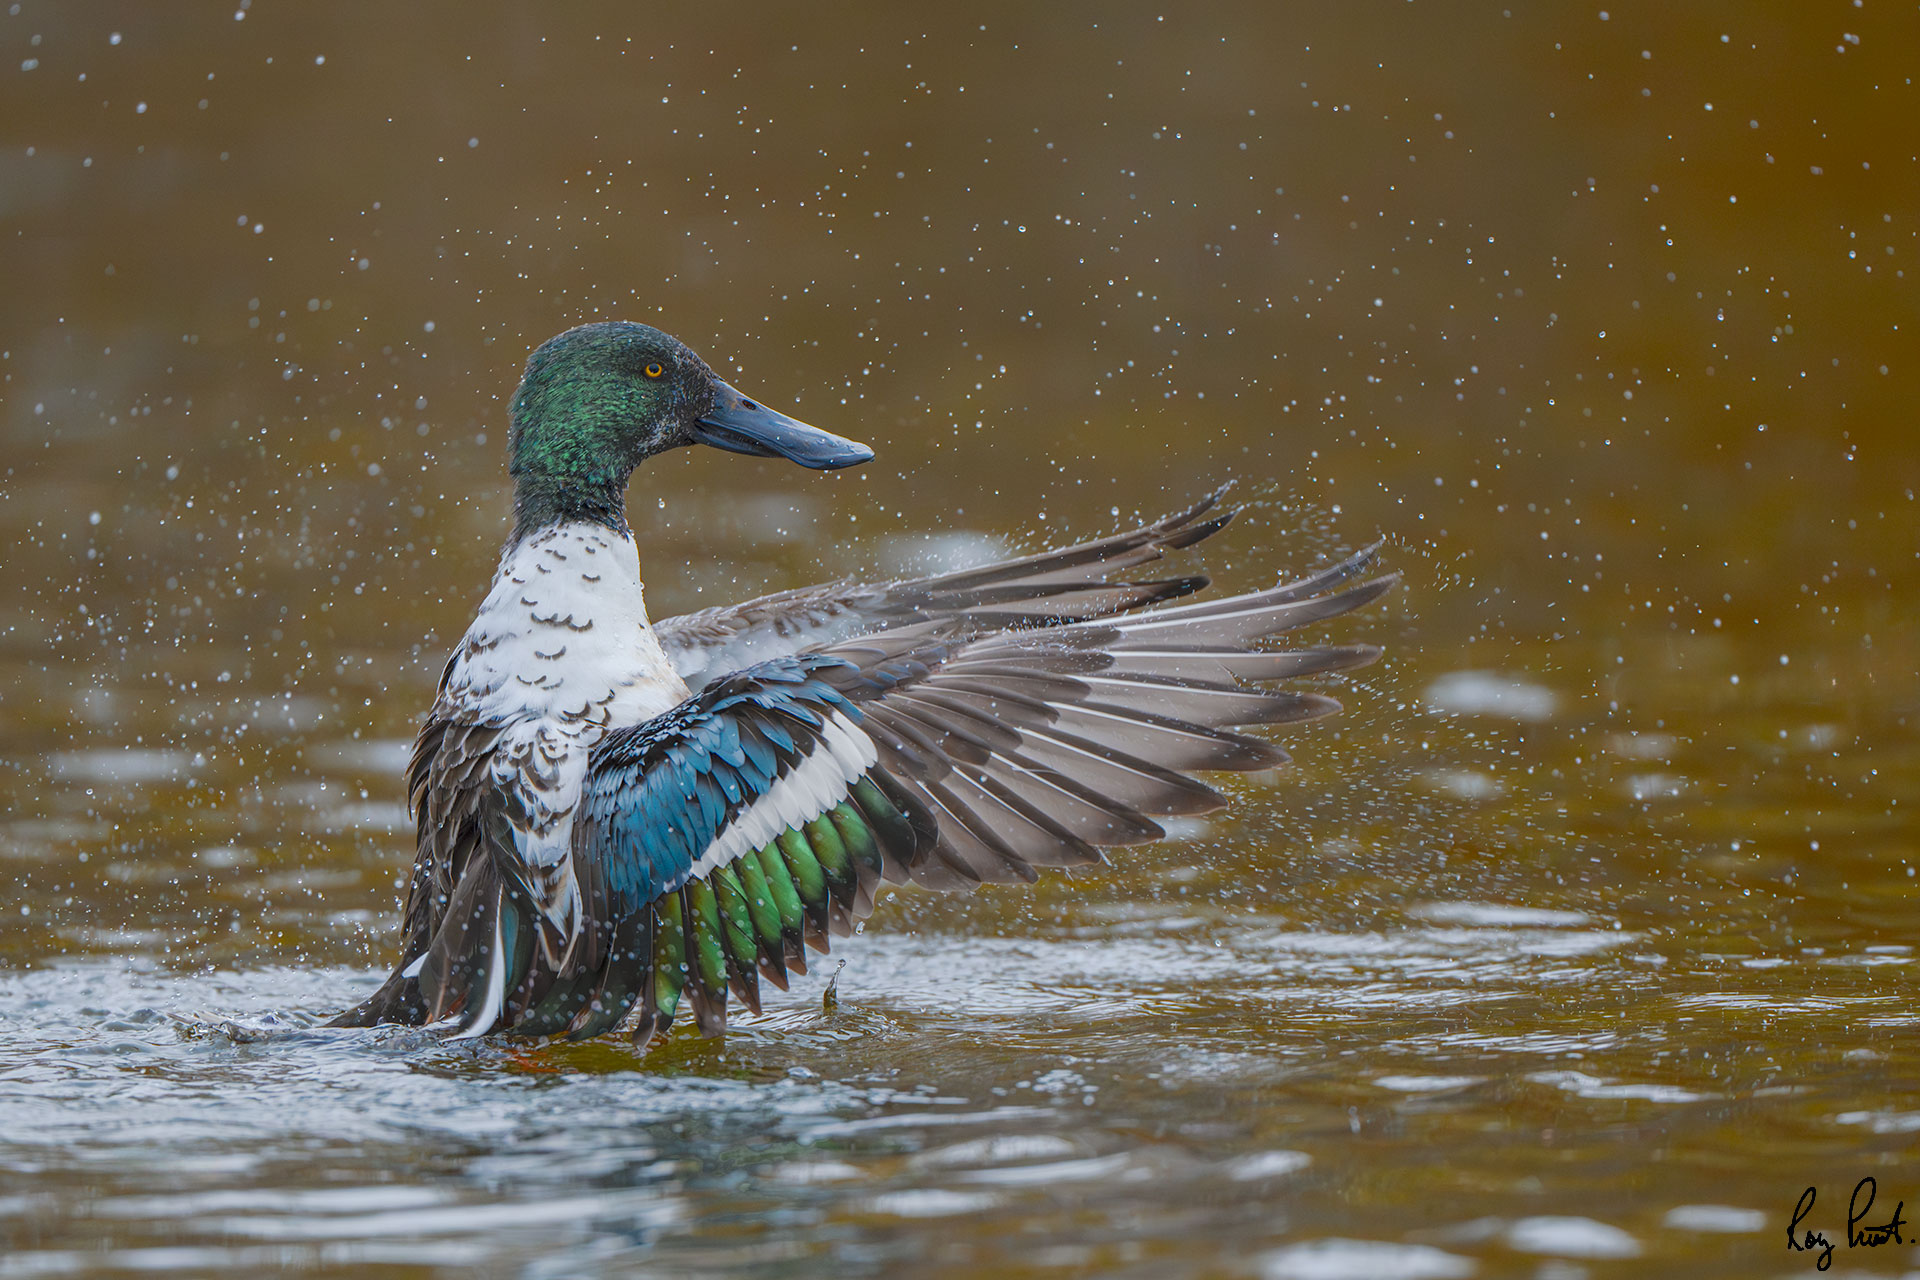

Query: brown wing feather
[654,486,1238,688]
[801,550,1398,892]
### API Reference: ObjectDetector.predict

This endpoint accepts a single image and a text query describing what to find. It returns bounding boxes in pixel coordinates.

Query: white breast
[440,522,690,872]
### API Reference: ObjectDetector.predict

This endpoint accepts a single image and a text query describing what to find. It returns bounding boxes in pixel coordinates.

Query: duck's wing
[800,547,1395,895]
[507,656,932,1043]
[415,546,1392,1045]
[655,487,1236,691]
[328,705,510,1030]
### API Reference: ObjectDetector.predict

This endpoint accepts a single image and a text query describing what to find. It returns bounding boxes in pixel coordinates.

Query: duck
[331,321,1396,1046]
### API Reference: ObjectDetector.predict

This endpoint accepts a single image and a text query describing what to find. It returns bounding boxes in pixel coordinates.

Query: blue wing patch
[577,654,861,915]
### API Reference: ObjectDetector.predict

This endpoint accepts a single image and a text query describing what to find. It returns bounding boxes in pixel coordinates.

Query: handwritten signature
[1787,1178,1907,1271]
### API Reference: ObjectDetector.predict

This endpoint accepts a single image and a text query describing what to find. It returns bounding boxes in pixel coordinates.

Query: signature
[1787,1178,1907,1271]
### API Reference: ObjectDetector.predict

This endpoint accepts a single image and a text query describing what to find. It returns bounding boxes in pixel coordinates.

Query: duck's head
[506,321,872,537]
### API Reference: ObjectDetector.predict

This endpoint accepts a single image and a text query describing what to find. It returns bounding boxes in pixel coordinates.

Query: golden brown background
[2,4,1916,1276]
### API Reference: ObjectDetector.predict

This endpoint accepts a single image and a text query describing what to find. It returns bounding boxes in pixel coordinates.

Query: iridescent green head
[506,321,872,540]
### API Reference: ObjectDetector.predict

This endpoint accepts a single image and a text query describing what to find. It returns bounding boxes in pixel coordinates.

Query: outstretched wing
[505,543,1394,1047]
[654,486,1235,690]
[516,657,937,1043]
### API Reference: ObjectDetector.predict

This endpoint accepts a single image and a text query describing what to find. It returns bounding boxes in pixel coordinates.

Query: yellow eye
[643,362,665,379]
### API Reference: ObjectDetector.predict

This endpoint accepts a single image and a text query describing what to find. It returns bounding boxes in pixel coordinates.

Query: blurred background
[2,4,1916,1277]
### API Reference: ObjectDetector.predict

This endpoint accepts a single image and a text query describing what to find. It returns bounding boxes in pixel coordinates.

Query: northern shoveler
[332,321,1395,1045]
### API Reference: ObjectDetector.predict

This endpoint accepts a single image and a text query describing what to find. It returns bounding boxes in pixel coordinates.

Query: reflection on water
[3,2,1918,1276]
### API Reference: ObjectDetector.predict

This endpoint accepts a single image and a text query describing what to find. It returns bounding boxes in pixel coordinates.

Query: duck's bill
[693,382,874,469]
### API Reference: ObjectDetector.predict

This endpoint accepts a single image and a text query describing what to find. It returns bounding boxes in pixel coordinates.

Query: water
[4,3,1919,1276]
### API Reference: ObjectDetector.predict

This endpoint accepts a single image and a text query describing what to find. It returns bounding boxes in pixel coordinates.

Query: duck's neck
[509,471,632,547]
[452,516,688,732]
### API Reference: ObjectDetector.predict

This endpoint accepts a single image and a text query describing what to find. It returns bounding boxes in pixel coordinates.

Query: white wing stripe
[679,711,877,887]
